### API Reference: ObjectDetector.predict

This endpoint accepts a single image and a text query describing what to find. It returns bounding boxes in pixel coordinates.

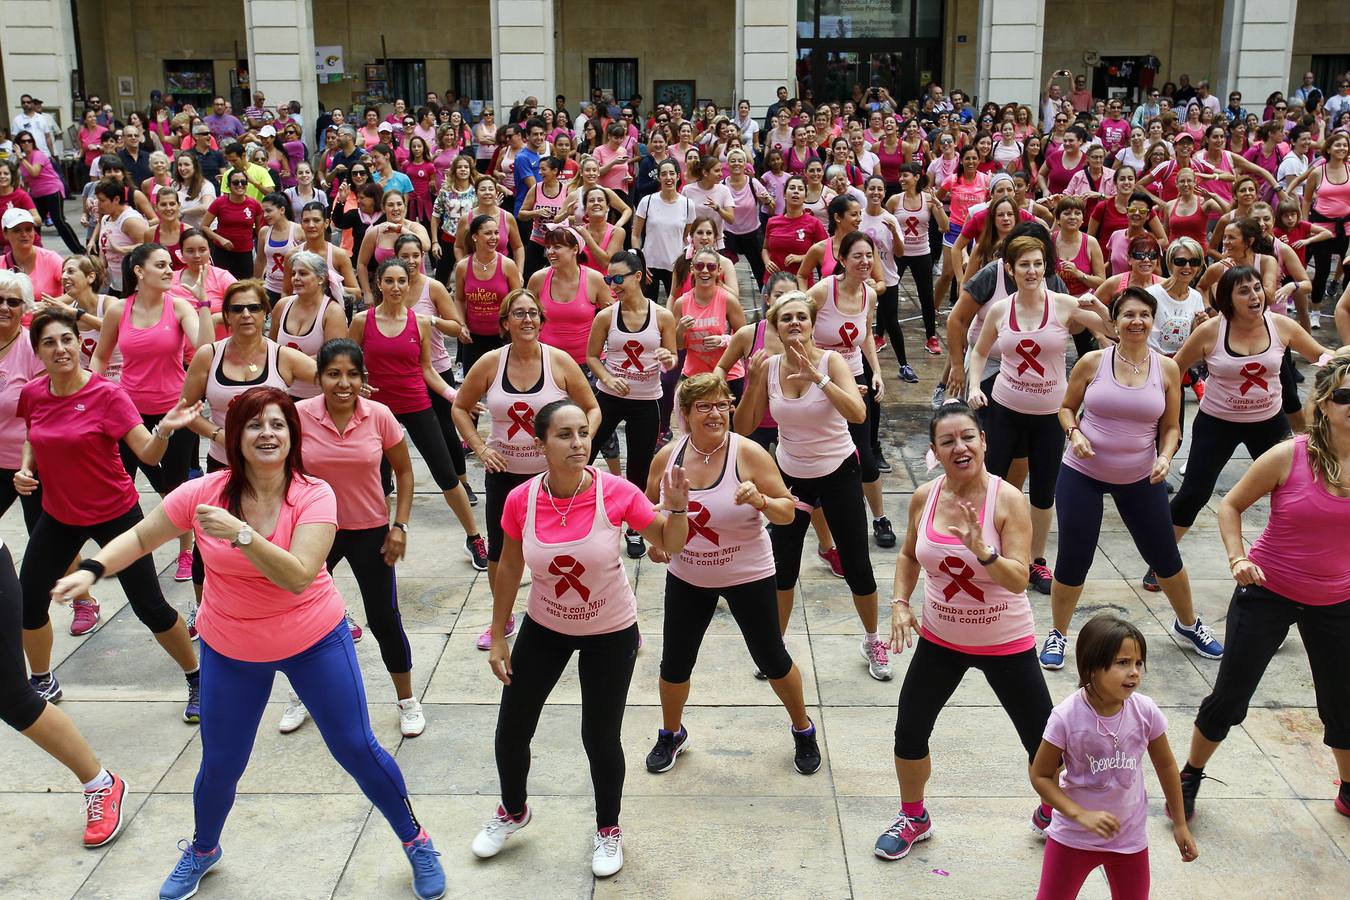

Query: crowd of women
[0,77,1348,899]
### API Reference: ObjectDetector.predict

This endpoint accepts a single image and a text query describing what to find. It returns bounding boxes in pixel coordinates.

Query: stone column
[492,0,555,110]
[243,0,320,137]
[975,0,1046,110]
[739,0,795,117]
[1217,0,1298,103]
[0,0,78,151]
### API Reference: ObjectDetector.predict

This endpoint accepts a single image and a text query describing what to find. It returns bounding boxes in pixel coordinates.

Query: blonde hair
[498,288,546,338]
[677,372,733,415]
[767,290,817,326]
[1307,352,1350,489]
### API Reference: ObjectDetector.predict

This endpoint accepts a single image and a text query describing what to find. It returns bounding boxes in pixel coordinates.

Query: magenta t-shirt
[160,471,345,662]
[18,373,141,525]
[1043,689,1167,854]
[502,473,655,544]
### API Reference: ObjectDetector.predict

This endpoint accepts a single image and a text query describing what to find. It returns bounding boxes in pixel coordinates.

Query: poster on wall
[654,80,695,112]
[316,46,345,83]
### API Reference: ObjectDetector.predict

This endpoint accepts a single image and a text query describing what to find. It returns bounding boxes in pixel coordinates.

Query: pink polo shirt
[0,332,46,468]
[1,247,64,300]
[296,395,406,530]
[161,471,345,662]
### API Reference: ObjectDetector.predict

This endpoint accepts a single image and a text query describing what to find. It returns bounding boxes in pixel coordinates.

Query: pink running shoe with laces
[83,773,129,848]
[70,599,101,636]
[173,551,193,582]
[476,614,517,650]
[817,545,845,578]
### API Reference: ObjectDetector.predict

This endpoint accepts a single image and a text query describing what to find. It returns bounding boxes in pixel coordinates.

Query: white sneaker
[591,826,624,877]
[398,697,426,737]
[1311,310,1322,330]
[861,637,893,681]
[472,804,531,858]
[278,691,308,733]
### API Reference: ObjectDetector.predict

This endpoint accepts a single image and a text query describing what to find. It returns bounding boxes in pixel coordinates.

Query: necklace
[474,253,494,270]
[545,471,587,526]
[230,339,264,374]
[1116,347,1149,375]
[688,433,729,464]
[0,331,19,357]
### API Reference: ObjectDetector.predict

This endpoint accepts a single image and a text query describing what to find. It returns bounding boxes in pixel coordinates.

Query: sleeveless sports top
[876,141,906,184]
[485,344,568,474]
[275,295,334,399]
[749,319,778,429]
[896,193,932,257]
[361,308,429,415]
[813,276,869,376]
[79,294,122,381]
[1167,199,1209,246]
[599,300,663,401]
[463,252,511,336]
[1311,161,1350,218]
[263,225,300,293]
[915,474,1035,655]
[968,260,1013,382]
[679,288,743,379]
[409,277,451,373]
[1063,347,1165,485]
[991,290,1070,415]
[204,339,287,462]
[152,223,186,270]
[538,267,596,364]
[1199,311,1287,423]
[528,181,568,244]
[1053,230,1093,296]
[768,351,853,478]
[666,434,776,588]
[580,224,617,273]
[100,209,144,292]
[118,293,186,414]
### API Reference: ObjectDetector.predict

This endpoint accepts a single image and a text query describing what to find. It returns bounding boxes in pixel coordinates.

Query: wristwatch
[392,521,409,533]
[233,524,254,547]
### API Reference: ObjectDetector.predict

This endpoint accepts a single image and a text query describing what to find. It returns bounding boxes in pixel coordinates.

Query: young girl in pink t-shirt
[1031,614,1198,899]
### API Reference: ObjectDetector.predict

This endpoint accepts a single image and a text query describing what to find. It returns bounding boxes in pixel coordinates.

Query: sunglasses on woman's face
[1328,387,1350,405]
[602,272,633,286]
[692,261,719,272]
[0,296,25,308]
[230,179,248,187]
[228,303,264,314]
[1170,257,1200,267]
[1130,251,1160,261]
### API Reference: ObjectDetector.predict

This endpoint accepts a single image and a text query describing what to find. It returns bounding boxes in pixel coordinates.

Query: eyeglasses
[229,179,248,186]
[0,297,24,308]
[692,261,719,272]
[1130,250,1161,261]
[509,308,541,320]
[692,400,733,414]
[602,272,633,286]
[1329,388,1350,405]
[228,303,264,314]
[1170,257,1200,267]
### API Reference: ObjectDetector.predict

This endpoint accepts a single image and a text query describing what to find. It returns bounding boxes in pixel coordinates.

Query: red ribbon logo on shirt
[939,556,985,602]
[81,337,98,359]
[286,341,301,351]
[839,322,859,350]
[620,340,645,371]
[506,402,536,439]
[549,555,589,601]
[686,501,720,546]
[1238,363,1268,395]
[1014,339,1045,376]
[903,216,921,237]
[269,253,285,275]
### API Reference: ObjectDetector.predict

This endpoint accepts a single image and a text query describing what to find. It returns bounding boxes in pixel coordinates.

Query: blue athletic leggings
[193,621,418,851]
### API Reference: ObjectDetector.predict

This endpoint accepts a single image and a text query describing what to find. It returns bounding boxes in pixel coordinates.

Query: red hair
[221,387,308,516]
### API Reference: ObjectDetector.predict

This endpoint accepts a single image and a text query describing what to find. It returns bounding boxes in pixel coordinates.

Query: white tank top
[409,277,452,373]
[79,294,122,381]
[599,300,663,401]
[262,225,301,293]
[204,339,288,462]
[275,295,334,398]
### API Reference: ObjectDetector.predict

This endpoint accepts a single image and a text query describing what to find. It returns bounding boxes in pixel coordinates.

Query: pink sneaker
[174,551,193,582]
[476,614,517,650]
[70,599,101,636]
[817,546,845,578]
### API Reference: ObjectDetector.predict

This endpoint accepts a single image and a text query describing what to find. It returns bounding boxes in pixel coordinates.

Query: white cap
[1,208,35,230]
[258,125,277,137]
[377,121,394,133]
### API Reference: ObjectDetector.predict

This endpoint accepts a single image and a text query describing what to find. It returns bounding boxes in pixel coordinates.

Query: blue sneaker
[160,840,221,899]
[874,810,933,860]
[183,676,201,724]
[1173,617,1223,659]
[1039,629,1066,670]
[403,830,445,899]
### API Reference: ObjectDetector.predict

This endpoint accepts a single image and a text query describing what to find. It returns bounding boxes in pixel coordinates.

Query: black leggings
[847,370,881,485]
[31,191,85,254]
[875,283,908,366]
[895,253,937,339]
[523,241,549,283]
[394,407,462,492]
[21,504,179,634]
[660,573,792,683]
[725,229,766,286]
[328,525,412,674]
[1053,466,1183,587]
[495,616,639,829]
[433,238,457,286]
[1170,410,1289,528]
[0,470,43,534]
[1195,583,1350,748]
[485,470,533,562]
[1308,211,1348,306]
[771,454,877,596]
[0,544,45,732]
[589,393,660,492]
[644,267,674,303]
[894,638,1052,761]
[984,397,1063,510]
[210,246,255,280]
[429,367,468,476]
[119,412,196,495]
[459,332,505,375]
[657,349,686,438]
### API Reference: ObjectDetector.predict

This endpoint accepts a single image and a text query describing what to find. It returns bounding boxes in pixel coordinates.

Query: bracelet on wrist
[667,508,687,515]
[1228,556,1249,570]
[1065,425,1079,439]
[78,559,107,582]
[889,597,910,606]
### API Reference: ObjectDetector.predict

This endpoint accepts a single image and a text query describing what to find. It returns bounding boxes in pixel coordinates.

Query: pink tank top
[1063,347,1165,484]
[204,339,288,462]
[322,244,347,302]
[599,300,664,401]
[768,351,853,478]
[410,278,451,372]
[485,344,568,474]
[463,253,511,336]
[118,293,186,414]
[1312,161,1350,218]
[1053,231,1093,296]
[813,276,868,376]
[521,468,637,635]
[666,434,776,588]
[361,308,428,415]
[750,320,777,429]
[275,295,334,399]
[991,292,1070,415]
[580,224,616,273]
[529,182,568,244]
[915,474,1036,655]
[1248,435,1350,606]
[679,288,743,378]
[1199,312,1287,423]
[539,267,596,364]
[968,261,1013,380]
[896,193,932,257]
